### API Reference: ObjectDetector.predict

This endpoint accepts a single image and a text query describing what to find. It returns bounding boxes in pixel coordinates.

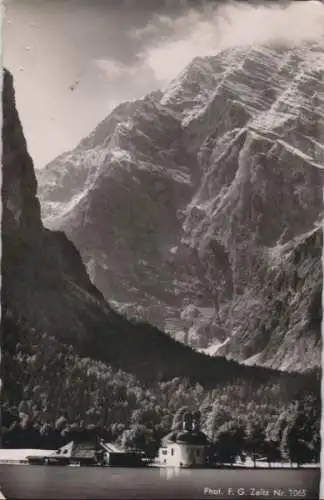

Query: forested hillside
[3,314,320,464]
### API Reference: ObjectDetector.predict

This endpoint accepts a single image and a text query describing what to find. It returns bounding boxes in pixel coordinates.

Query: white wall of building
[159,443,206,467]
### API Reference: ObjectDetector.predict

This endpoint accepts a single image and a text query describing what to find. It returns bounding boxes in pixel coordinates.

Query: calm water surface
[0,465,319,499]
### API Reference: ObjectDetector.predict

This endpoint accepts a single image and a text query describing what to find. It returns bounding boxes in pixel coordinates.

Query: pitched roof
[161,430,209,447]
[53,439,101,459]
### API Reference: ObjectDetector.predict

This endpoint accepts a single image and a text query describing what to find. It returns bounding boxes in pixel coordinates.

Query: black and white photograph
[0,0,323,498]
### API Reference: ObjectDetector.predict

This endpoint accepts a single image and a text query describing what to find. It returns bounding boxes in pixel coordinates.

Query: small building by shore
[27,437,144,467]
[158,411,210,467]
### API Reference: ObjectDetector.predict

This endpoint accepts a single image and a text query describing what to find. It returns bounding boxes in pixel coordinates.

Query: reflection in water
[159,466,191,481]
[0,465,319,499]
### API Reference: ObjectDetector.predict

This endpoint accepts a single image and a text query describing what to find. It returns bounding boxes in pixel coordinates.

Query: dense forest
[2,313,320,465]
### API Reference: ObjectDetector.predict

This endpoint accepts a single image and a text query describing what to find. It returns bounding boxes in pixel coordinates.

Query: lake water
[0,464,319,499]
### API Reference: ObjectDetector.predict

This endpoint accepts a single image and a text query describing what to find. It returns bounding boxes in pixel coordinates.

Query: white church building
[158,411,210,468]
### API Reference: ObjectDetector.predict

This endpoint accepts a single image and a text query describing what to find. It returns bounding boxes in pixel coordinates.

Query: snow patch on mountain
[197,337,230,357]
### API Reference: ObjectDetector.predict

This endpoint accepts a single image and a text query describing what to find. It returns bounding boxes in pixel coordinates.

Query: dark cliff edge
[1,68,302,390]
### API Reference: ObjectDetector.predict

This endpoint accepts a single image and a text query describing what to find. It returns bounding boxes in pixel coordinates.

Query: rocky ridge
[3,68,291,388]
[37,40,324,371]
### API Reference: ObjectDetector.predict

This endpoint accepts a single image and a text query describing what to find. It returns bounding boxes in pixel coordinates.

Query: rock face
[38,90,198,333]
[2,69,118,349]
[3,68,285,387]
[38,41,324,371]
[217,227,322,372]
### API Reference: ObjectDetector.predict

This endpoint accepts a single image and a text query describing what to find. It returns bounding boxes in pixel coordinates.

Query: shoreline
[0,450,319,469]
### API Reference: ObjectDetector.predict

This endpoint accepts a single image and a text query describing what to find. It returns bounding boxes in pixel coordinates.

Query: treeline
[2,316,320,465]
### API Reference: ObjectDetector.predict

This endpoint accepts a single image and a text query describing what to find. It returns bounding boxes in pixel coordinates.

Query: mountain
[2,68,292,390]
[37,90,197,332]
[38,41,324,372]
[217,227,322,372]
[2,68,322,469]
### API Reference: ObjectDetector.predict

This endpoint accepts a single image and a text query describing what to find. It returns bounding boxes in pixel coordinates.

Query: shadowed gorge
[2,68,295,389]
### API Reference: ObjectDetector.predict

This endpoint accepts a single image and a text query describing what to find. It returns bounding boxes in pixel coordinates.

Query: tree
[171,406,190,431]
[120,425,156,457]
[130,408,161,429]
[205,405,232,443]
[263,439,281,467]
[55,416,68,431]
[214,421,245,465]
[311,427,320,463]
[280,404,317,467]
[244,421,266,467]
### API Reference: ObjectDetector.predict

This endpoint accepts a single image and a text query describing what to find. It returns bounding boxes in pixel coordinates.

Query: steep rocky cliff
[3,68,290,388]
[38,90,198,332]
[38,41,324,371]
[217,227,322,372]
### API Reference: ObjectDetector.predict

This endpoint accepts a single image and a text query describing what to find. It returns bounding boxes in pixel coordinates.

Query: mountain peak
[37,41,323,371]
[4,67,290,387]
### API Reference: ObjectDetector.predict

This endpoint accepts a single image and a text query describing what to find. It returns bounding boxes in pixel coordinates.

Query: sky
[3,0,324,168]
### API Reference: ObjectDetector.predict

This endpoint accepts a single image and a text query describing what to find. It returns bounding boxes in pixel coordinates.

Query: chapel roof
[161,429,209,446]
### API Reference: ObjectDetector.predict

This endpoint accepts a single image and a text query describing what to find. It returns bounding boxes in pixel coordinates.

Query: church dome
[162,429,208,447]
[175,430,208,445]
